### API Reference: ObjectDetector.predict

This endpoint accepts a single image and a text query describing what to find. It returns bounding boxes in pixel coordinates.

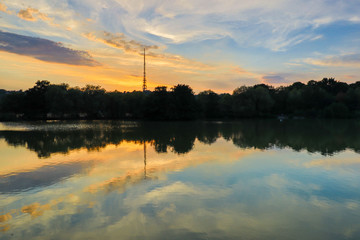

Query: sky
[0,0,360,93]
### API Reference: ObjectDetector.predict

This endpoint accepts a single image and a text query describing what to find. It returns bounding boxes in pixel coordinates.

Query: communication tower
[142,48,147,92]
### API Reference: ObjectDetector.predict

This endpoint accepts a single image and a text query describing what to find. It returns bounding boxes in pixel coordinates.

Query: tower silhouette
[143,141,147,179]
[142,48,147,92]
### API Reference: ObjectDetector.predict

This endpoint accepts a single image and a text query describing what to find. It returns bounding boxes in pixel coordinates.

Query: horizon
[0,1,360,93]
[0,77,357,95]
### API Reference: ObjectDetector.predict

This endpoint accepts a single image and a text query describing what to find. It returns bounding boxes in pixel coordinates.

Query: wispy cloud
[305,53,360,67]
[17,7,51,22]
[101,0,360,51]
[0,2,12,14]
[350,16,360,23]
[262,75,288,84]
[305,155,360,170]
[0,31,100,66]
[84,31,213,71]
[83,31,159,54]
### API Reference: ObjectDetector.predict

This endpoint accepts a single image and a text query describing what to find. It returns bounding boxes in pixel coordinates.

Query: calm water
[1,120,360,239]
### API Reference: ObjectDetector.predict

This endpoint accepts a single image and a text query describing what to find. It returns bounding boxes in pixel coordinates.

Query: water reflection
[1,120,360,158]
[0,120,360,239]
[0,160,95,194]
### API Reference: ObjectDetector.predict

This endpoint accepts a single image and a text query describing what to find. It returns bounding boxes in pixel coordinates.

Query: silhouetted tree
[171,84,197,120]
[198,90,220,118]
[123,91,146,119]
[24,80,50,118]
[82,85,106,118]
[219,93,233,118]
[232,85,274,117]
[0,91,25,114]
[106,91,125,119]
[45,84,72,117]
[2,78,360,120]
[144,86,172,120]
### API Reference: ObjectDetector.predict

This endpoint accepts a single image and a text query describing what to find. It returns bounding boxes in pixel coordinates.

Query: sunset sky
[0,0,359,93]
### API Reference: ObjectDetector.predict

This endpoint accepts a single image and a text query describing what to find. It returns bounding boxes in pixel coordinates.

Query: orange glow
[0,39,260,93]
[0,138,256,222]
[22,203,52,218]
[0,140,144,176]
[0,213,12,222]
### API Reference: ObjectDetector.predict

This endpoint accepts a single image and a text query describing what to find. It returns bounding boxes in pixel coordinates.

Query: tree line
[1,78,360,120]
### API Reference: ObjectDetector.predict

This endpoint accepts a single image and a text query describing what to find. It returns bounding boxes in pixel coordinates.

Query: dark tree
[45,84,73,117]
[2,77,360,120]
[144,86,172,120]
[171,84,197,120]
[197,90,220,118]
[25,80,51,118]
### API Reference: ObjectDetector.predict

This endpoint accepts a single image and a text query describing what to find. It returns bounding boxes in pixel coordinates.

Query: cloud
[0,31,100,66]
[1,0,359,92]
[305,53,360,67]
[305,156,360,169]
[344,75,357,79]
[84,31,159,54]
[262,75,289,84]
[0,160,94,194]
[0,2,12,14]
[350,16,360,22]
[95,0,360,51]
[3,1,360,55]
[83,31,212,71]
[310,35,323,41]
[233,66,261,78]
[17,7,51,22]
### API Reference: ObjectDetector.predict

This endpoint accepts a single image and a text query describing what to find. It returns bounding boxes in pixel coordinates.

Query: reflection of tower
[142,48,147,92]
[143,141,147,179]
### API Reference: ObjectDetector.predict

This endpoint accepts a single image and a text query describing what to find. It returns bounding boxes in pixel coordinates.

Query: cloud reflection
[0,121,360,239]
[0,160,96,194]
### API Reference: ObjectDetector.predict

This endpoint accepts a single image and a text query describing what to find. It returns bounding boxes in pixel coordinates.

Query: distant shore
[1,78,360,121]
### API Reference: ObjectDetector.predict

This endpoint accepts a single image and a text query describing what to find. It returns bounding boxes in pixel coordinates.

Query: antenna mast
[142,48,147,92]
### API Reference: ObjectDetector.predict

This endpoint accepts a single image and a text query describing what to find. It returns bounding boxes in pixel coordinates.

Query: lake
[0,120,360,240]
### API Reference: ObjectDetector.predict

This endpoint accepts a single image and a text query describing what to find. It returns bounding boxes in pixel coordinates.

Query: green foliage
[232,85,274,117]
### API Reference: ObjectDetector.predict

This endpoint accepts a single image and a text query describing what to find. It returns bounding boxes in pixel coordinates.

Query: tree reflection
[1,120,360,158]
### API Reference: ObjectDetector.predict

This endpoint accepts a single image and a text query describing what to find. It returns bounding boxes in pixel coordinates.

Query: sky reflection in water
[0,120,360,240]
